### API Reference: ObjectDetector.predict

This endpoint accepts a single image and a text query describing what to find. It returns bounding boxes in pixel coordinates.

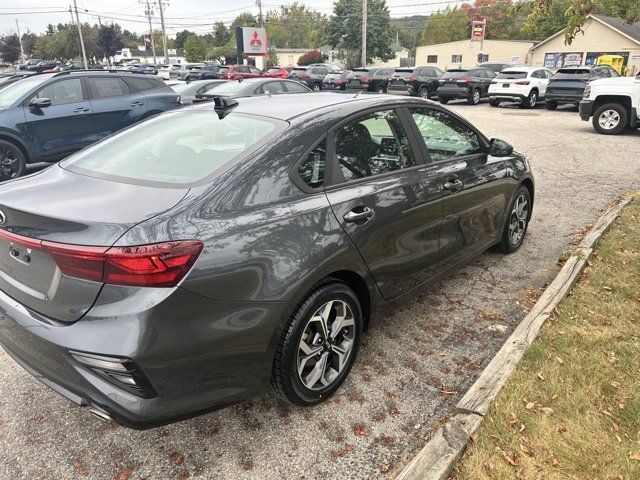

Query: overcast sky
[1,0,463,36]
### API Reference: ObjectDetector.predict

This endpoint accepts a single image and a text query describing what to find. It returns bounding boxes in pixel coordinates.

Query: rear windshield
[441,70,469,78]
[393,70,414,78]
[496,71,527,79]
[325,73,343,79]
[267,68,281,74]
[218,68,228,75]
[204,81,244,94]
[555,69,590,77]
[62,111,284,186]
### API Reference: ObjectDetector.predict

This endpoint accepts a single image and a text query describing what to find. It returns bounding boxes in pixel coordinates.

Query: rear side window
[410,108,482,162]
[283,82,309,93]
[88,78,130,98]
[124,77,156,92]
[63,112,283,186]
[298,139,326,189]
[334,109,415,182]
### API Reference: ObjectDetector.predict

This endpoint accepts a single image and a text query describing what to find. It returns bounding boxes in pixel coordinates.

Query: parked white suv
[488,67,554,108]
[579,75,640,135]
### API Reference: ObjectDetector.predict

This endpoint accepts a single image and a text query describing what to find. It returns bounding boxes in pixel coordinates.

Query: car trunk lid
[0,166,188,323]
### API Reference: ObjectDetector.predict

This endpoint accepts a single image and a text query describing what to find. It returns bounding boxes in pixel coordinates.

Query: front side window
[334,110,415,182]
[63,112,283,186]
[283,82,309,93]
[410,108,482,162]
[33,78,85,106]
[298,139,326,189]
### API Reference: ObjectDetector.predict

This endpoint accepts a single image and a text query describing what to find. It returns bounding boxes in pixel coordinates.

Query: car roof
[192,92,425,121]
[501,66,548,72]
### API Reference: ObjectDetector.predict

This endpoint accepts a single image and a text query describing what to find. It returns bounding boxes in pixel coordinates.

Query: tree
[174,29,192,49]
[265,49,278,68]
[420,7,470,45]
[212,22,230,47]
[96,24,123,64]
[326,0,394,67]
[297,49,325,65]
[21,32,38,57]
[1,34,21,63]
[265,2,327,48]
[184,34,206,62]
[211,44,237,64]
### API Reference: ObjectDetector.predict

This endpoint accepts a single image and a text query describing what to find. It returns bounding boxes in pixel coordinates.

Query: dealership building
[529,14,640,75]
[415,14,640,75]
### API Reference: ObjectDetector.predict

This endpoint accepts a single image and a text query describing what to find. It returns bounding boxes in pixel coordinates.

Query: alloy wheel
[419,88,429,98]
[508,194,529,245]
[0,145,21,180]
[529,92,537,107]
[297,300,355,391]
[473,90,480,104]
[598,109,620,130]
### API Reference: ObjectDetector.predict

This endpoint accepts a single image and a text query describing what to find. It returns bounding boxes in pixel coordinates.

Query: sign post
[471,19,487,64]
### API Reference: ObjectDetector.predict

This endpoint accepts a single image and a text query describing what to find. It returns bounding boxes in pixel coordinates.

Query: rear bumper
[545,92,581,104]
[490,92,527,102]
[0,286,290,429]
[437,86,470,99]
[579,99,594,121]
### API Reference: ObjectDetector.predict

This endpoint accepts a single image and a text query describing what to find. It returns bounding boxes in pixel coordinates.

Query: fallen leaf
[525,402,535,410]
[555,356,564,365]
[380,465,390,473]
[630,451,640,461]
[552,457,559,467]
[470,432,478,442]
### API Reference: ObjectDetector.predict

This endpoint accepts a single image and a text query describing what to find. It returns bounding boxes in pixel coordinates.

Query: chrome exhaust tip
[88,406,113,423]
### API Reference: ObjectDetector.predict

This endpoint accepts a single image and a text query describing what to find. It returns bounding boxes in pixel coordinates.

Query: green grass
[452,197,640,480]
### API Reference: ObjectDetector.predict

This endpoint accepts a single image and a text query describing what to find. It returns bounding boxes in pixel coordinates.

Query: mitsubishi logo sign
[240,27,268,56]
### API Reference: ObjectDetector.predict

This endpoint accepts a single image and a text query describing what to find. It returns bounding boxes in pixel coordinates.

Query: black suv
[545,65,619,110]
[437,68,497,105]
[0,71,181,179]
[388,66,443,98]
[186,63,223,81]
[346,68,394,93]
[299,64,340,91]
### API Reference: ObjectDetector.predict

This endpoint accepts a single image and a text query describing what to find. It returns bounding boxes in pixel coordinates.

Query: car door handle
[131,101,145,107]
[343,207,374,223]
[443,178,464,193]
[72,107,89,113]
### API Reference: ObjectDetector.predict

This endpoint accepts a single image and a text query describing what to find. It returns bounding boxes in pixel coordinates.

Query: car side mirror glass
[29,97,51,108]
[489,138,513,157]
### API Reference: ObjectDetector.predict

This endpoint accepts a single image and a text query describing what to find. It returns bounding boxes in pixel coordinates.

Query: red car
[217,65,262,80]
[264,66,293,79]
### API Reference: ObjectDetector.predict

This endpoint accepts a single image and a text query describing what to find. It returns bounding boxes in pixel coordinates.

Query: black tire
[0,140,26,181]
[467,89,481,105]
[522,89,538,109]
[375,85,385,94]
[418,87,430,99]
[312,82,322,92]
[592,103,628,135]
[546,100,558,110]
[439,97,450,104]
[272,280,363,406]
[497,186,531,253]
[489,98,500,107]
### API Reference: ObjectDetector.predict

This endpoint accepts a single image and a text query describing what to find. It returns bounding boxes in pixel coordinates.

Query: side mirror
[29,97,52,109]
[489,138,513,157]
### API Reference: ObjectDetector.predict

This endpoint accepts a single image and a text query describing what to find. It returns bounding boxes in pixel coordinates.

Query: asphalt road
[1,100,638,480]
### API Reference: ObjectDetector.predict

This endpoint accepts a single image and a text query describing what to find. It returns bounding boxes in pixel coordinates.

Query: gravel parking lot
[0,100,638,480]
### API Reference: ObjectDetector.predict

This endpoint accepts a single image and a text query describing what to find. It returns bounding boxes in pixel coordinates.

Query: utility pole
[361,0,367,68]
[73,0,88,69]
[156,0,169,64]
[69,6,82,60]
[15,19,25,64]
[142,1,157,63]
[256,0,264,27]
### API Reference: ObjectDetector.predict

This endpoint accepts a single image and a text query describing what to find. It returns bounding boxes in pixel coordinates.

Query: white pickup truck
[579,75,640,135]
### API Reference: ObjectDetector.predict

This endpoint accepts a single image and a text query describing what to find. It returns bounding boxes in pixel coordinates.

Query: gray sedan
[169,79,228,105]
[194,77,311,103]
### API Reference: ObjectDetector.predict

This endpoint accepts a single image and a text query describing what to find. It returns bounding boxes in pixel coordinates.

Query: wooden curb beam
[396,197,631,480]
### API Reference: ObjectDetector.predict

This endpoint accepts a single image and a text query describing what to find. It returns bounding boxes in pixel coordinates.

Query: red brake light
[0,226,206,288]
[302,73,310,78]
[515,80,530,85]
[361,76,373,83]
[407,76,416,81]
[580,78,590,83]
[456,78,471,83]
[490,80,498,84]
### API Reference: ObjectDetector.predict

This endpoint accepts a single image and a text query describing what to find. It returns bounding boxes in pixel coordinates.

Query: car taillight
[407,76,416,82]
[40,240,203,287]
[302,73,310,78]
[580,78,590,83]
[361,76,373,83]
[456,78,471,83]
[490,80,498,84]
[175,95,181,103]
[515,80,530,85]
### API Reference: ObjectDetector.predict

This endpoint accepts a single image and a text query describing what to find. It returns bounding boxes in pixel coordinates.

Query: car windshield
[496,71,528,79]
[204,81,244,94]
[442,70,470,78]
[0,75,50,109]
[393,70,413,78]
[62,111,283,186]
[267,68,281,74]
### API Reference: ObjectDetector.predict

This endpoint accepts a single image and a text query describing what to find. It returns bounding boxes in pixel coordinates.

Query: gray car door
[323,107,444,300]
